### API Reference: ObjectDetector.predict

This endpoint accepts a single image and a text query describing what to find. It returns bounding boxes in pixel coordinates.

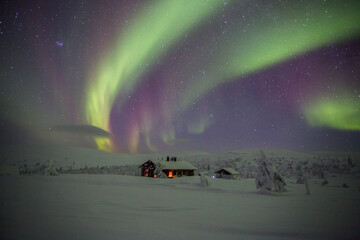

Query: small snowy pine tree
[200,174,211,187]
[255,151,273,193]
[304,176,310,195]
[296,164,305,184]
[43,160,58,176]
[273,172,286,192]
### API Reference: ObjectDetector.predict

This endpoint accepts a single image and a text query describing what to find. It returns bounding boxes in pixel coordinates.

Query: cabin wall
[216,171,238,179]
[183,170,195,176]
[140,161,156,177]
[162,170,172,177]
[162,169,195,177]
[221,173,231,179]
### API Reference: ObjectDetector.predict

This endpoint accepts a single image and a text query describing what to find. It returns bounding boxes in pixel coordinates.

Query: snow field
[1,174,359,240]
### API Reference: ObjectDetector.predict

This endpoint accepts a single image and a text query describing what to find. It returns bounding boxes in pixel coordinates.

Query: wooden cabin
[159,157,197,178]
[139,157,197,178]
[139,160,156,177]
[215,168,239,179]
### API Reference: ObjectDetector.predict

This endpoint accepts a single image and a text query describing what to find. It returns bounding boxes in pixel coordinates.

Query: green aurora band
[304,95,360,130]
[85,0,226,152]
[86,0,360,152]
[179,1,360,110]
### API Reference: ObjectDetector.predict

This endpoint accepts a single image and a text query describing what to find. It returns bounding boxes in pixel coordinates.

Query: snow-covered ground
[1,174,360,240]
[1,145,360,239]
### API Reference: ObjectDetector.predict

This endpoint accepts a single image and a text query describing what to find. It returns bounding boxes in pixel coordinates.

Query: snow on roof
[159,160,197,170]
[139,160,156,167]
[216,167,239,175]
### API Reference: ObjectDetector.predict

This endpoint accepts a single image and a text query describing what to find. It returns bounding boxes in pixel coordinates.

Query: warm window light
[145,174,148,177]
[169,171,173,177]
[154,175,157,178]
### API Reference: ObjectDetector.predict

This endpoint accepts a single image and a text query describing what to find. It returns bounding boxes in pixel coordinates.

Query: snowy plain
[1,145,360,239]
[1,174,360,239]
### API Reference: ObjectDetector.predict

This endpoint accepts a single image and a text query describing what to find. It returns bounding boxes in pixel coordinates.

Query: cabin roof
[215,167,238,175]
[159,160,197,170]
[139,159,197,170]
[139,160,156,167]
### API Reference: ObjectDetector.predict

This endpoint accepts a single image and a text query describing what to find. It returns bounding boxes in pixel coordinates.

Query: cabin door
[148,168,154,177]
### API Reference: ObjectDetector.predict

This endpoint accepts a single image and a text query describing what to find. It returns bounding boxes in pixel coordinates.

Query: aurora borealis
[1,0,360,153]
[86,0,225,151]
[304,95,360,131]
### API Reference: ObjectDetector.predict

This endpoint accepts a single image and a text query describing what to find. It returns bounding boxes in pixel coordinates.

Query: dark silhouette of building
[139,160,156,177]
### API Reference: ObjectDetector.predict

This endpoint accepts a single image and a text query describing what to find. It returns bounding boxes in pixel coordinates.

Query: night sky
[1,0,360,153]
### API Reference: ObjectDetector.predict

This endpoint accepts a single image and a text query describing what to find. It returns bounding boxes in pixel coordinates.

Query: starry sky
[1,0,360,153]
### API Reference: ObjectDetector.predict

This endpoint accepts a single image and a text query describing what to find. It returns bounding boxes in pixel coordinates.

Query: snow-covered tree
[304,176,310,195]
[255,151,273,193]
[200,174,212,187]
[156,172,167,178]
[155,162,164,177]
[43,160,58,176]
[319,169,328,186]
[273,172,286,192]
[296,164,305,184]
